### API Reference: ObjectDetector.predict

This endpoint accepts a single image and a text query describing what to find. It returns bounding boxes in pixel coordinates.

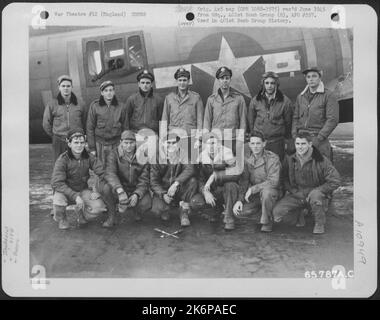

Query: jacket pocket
[308,105,325,128]
[111,122,122,137]
[97,118,106,129]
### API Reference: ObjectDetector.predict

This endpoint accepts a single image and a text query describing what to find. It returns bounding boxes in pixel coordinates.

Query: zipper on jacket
[143,98,147,124]
[129,162,132,184]
[169,166,173,186]
[66,104,70,129]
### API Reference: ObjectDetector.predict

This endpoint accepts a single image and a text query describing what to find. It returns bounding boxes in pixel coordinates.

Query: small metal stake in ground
[154,228,183,239]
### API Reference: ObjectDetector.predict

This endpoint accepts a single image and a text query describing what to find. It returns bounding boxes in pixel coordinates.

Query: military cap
[216,66,232,79]
[202,131,221,142]
[99,80,114,91]
[262,71,279,79]
[166,132,181,143]
[137,69,154,82]
[67,128,85,141]
[121,130,136,141]
[57,75,72,85]
[174,67,190,80]
[302,67,322,76]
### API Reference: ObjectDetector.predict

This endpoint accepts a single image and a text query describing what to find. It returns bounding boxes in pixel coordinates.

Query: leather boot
[54,205,70,230]
[296,208,307,227]
[179,201,190,227]
[160,211,170,221]
[76,208,88,227]
[312,204,326,234]
[261,221,273,232]
[223,212,235,231]
[102,211,116,228]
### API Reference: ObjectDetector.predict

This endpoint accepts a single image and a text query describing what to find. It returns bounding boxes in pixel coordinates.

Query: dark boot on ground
[261,221,273,232]
[102,211,116,228]
[223,212,235,230]
[296,208,307,227]
[54,205,70,230]
[312,204,326,234]
[76,208,88,227]
[133,210,142,222]
[179,201,191,227]
[160,211,170,221]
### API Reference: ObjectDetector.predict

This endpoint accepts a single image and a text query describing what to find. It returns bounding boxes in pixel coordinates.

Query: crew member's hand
[244,188,252,203]
[90,192,101,200]
[194,139,201,149]
[233,201,243,216]
[75,196,85,211]
[204,190,216,207]
[128,194,139,207]
[118,190,129,204]
[163,193,173,205]
[167,181,179,197]
[90,151,96,156]
[204,173,215,192]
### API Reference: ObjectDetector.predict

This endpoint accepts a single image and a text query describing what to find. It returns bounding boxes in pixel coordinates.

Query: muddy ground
[30,141,353,278]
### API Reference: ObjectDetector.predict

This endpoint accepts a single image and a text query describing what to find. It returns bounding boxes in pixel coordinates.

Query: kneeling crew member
[198,133,241,231]
[102,130,151,228]
[51,128,106,230]
[150,133,202,227]
[273,132,341,234]
[233,131,281,232]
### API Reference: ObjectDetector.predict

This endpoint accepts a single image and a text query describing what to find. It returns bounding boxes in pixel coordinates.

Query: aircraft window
[128,35,144,71]
[86,41,102,76]
[104,38,125,72]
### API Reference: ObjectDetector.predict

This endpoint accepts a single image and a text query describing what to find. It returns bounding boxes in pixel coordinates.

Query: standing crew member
[43,75,86,163]
[272,132,341,234]
[86,80,128,166]
[126,69,163,134]
[292,67,339,160]
[160,67,204,162]
[248,71,293,159]
[203,66,247,154]
[233,131,281,232]
[126,70,164,162]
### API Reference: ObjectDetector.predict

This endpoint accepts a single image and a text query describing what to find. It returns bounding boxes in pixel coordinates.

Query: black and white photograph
[2,3,377,298]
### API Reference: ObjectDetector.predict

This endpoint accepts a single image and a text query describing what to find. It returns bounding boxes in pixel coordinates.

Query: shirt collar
[139,88,153,98]
[301,81,325,95]
[117,145,136,161]
[265,90,277,101]
[296,147,313,165]
[176,88,189,97]
[217,88,234,100]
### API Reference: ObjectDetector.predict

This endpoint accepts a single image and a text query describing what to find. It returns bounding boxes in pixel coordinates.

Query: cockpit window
[83,32,146,85]
[104,38,125,72]
[128,35,144,71]
[86,41,102,76]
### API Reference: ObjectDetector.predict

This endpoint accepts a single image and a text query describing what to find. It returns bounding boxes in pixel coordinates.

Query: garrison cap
[137,69,154,82]
[262,71,279,79]
[121,130,136,141]
[216,66,232,79]
[174,67,190,80]
[302,66,322,76]
[57,75,72,85]
[67,128,85,141]
[99,80,114,92]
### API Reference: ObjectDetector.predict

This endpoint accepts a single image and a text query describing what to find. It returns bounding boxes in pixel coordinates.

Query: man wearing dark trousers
[102,130,151,228]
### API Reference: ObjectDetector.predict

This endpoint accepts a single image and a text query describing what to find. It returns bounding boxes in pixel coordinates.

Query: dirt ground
[29,141,353,278]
